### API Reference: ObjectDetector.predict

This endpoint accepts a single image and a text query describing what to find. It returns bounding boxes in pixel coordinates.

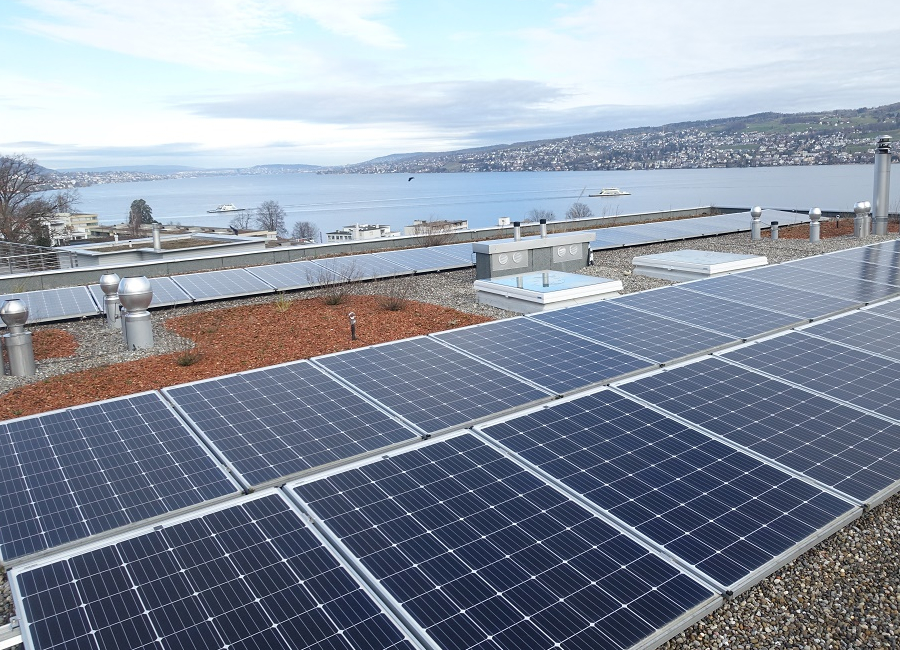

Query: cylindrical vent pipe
[770,221,779,240]
[513,221,521,241]
[854,201,870,238]
[118,276,154,350]
[539,218,547,238]
[152,223,162,252]
[99,272,121,329]
[1,299,35,376]
[873,135,893,236]
[809,208,822,242]
[750,206,762,240]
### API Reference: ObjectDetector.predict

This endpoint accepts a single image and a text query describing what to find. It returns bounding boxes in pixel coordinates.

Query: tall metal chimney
[873,135,893,236]
[513,221,521,241]
[152,223,162,251]
[539,218,548,238]
[1,300,35,376]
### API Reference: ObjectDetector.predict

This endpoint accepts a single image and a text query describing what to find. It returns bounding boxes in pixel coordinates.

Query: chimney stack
[873,135,893,236]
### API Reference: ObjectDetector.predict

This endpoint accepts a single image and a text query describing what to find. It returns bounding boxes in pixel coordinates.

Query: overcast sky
[3,0,899,169]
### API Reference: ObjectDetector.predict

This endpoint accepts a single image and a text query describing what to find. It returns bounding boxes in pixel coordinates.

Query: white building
[47,213,99,245]
[326,224,398,243]
[403,219,469,236]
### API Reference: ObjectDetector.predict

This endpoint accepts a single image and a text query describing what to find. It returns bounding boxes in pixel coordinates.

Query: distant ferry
[589,188,631,197]
[207,203,243,213]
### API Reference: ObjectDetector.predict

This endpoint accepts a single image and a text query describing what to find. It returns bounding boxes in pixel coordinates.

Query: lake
[73,165,899,238]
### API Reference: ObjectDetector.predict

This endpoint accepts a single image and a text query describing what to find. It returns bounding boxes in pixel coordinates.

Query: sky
[2,0,899,170]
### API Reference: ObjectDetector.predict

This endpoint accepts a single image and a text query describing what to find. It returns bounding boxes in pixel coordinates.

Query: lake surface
[74,165,898,238]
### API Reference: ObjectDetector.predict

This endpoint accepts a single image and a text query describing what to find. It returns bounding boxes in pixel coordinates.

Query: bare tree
[0,154,78,244]
[292,220,320,242]
[254,200,287,237]
[228,210,253,230]
[565,202,594,220]
[525,208,555,223]
[411,216,455,246]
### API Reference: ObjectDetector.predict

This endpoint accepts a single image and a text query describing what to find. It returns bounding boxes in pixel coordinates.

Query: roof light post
[750,206,762,240]
[809,208,821,242]
[348,312,357,341]
[873,135,893,236]
[1,299,35,376]
[118,277,154,350]
[99,273,121,329]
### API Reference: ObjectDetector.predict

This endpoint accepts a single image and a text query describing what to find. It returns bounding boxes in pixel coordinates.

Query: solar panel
[88,276,192,309]
[171,268,276,301]
[720,332,900,423]
[373,247,471,273]
[799,310,900,362]
[615,287,803,339]
[10,490,416,650]
[310,254,412,281]
[291,433,718,650]
[313,337,552,434]
[791,256,900,287]
[680,274,860,320]
[163,361,420,488]
[0,286,99,323]
[618,357,900,504]
[478,389,856,590]
[244,260,326,290]
[0,392,240,563]
[866,297,900,320]
[748,265,899,304]
[431,317,652,394]
[827,244,900,267]
[531,299,736,363]
[429,243,475,263]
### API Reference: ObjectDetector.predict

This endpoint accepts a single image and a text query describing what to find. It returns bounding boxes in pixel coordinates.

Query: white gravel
[2,229,899,649]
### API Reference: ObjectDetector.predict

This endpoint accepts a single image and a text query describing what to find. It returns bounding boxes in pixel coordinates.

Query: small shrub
[175,348,203,366]
[273,292,291,313]
[375,277,412,311]
[308,260,358,306]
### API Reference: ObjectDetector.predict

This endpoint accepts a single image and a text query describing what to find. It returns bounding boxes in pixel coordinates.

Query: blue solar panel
[618,357,900,504]
[171,268,276,301]
[800,310,900,362]
[163,361,419,487]
[0,392,240,562]
[291,433,718,650]
[0,286,99,324]
[680,274,860,320]
[478,390,856,590]
[11,490,416,650]
[310,254,412,280]
[532,299,736,363]
[88,276,192,309]
[864,296,900,321]
[721,332,900,422]
[373,247,471,273]
[615,287,803,339]
[244,260,326,290]
[430,243,475,263]
[748,265,899,304]
[313,337,552,434]
[791,256,900,287]
[431,317,651,394]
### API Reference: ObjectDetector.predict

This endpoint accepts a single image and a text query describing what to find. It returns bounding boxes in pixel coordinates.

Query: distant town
[44,102,900,190]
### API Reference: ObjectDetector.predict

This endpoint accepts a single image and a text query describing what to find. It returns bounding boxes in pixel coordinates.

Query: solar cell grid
[618,357,900,504]
[430,243,476,263]
[478,390,856,589]
[373,247,470,272]
[865,297,900,321]
[680,275,860,320]
[431,317,651,394]
[615,287,803,339]
[292,433,717,650]
[163,361,419,487]
[11,491,415,650]
[171,268,276,301]
[721,332,900,423]
[791,256,900,287]
[799,310,900,362]
[89,276,192,310]
[748,265,899,304]
[0,392,240,562]
[0,286,99,323]
[310,254,412,280]
[532,299,736,363]
[243,260,325,290]
[313,337,552,434]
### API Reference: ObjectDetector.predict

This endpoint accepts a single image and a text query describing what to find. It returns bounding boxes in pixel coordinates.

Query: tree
[525,208,555,223]
[0,154,78,244]
[291,220,320,242]
[228,211,253,230]
[565,202,594,220]
[128,199,154,236]
[254,200,287,237]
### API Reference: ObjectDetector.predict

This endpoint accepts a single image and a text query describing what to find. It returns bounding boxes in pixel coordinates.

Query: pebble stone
[1,229,899,650]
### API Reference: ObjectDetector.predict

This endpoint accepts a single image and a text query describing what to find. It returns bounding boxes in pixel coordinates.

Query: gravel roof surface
[1,229,898,648]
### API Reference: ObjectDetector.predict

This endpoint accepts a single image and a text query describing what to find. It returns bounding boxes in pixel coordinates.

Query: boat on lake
[589,188,631,197]
[207,203,243,213]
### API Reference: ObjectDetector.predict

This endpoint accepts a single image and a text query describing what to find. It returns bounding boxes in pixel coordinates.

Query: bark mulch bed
[0,295,490,420]
[764,218,899,239]
[32,329,78,360]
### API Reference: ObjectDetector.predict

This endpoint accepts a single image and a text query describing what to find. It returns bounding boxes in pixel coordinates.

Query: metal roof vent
[873,135,893,236]
[0,299,35,376]
[118,276,154,349]
[99,273,121,329]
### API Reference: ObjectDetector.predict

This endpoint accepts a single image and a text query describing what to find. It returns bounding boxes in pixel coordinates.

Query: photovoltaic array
[478,389,856,590]
[0,286,99,324]
[800,308,900,362]
[292,434,717,650]
[163,361,419,487]
[10,491,416,650]
[0,392,240,562]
